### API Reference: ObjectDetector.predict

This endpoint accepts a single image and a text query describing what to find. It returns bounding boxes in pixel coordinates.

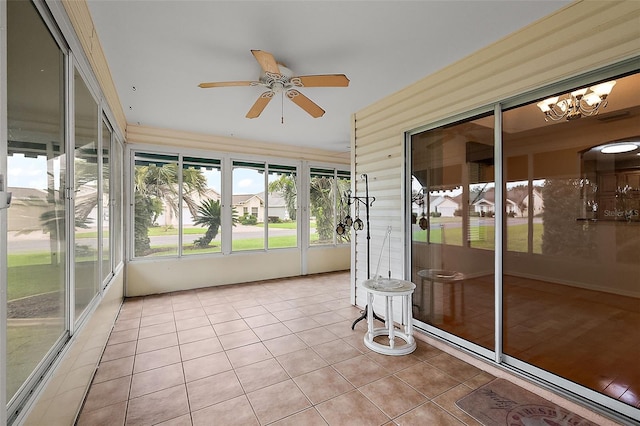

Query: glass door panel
[410,114,495,350]
[74,69,100,320]
[6,0,68,402]
[502,72,640,408]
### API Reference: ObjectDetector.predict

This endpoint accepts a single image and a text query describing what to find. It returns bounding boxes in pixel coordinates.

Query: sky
[8,153,272,195]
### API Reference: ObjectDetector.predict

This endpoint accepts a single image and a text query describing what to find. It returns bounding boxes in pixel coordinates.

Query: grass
[413,223,543,252]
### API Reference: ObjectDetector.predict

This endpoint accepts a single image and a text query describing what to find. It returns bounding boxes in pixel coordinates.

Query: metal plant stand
[336,174,384,329]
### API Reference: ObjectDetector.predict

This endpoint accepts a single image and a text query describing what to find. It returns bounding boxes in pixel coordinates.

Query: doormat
[455,378,599,426]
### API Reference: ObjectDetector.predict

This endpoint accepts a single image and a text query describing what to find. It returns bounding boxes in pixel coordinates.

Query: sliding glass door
[502,72,640,409]
[410,113,496,352]
[6,0,68,405]
[407,69,640,417]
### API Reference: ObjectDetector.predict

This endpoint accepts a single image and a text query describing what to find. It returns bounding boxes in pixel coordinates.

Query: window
[101,120,111,281]
[182,156,222,255]
[6,0,68,406]
[74,69,100,321]
[232,161,265,251]
[267,164,297,249]
[410,112,495,349]
[309,167,351,245]
[502,72,640,405]
[133,153,180,257]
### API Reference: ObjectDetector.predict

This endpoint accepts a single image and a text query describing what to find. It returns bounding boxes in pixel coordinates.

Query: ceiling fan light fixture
[200,50,348,119]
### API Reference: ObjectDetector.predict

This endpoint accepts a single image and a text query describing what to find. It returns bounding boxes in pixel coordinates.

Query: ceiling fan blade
[293,74,350,88]
[251,50,281,75]
[246,91,274,119]
[286,89,325,118]
[198,81,255,88]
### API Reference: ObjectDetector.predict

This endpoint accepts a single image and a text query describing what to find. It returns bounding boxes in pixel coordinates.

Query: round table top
[362,278,416,295]
[417,269,465,282]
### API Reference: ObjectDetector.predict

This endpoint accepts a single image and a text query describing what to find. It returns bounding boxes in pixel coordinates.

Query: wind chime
[336,174,384,329]
[413,187,429,230]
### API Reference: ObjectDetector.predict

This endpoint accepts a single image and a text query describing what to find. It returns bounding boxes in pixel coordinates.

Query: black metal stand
[341,174,384,330]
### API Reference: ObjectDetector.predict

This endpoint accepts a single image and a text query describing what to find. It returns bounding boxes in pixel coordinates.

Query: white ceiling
[86,0,570,153]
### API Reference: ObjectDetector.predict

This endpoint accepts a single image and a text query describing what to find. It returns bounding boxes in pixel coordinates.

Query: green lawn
[413,223,543,252]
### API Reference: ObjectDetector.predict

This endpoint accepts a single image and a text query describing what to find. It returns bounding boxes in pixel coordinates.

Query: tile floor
[74,271,580,425]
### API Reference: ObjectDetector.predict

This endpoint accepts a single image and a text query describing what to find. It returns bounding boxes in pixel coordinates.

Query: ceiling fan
[199,50,349,119]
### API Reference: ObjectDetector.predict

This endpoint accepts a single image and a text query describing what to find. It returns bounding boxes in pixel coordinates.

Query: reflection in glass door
[6,0,68,403]
[502,72,640,409]
[74,69,100,321]
[410,114,495,351]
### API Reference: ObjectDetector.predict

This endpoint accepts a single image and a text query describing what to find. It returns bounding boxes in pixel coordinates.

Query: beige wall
[23,270,124,425]
[127,247,350,296]
[352,0,640,305]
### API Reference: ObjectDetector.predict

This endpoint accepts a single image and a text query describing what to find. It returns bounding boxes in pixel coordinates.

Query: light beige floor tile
[81,376,131,413]
[93,355,134,383]
[177,324,216,344]
[133,345,182,374]
[130,362,185,398]
[252,322,292,341]
[315,390,390,426]
[182,351,232,382]
[246,379,311,425]
[192,395,259,426]
[186,369,244,411]
[359,375,427,418]
[136,332,179,354]
[312,339,362,364]
[270,407,328,426]
[333,355,389,388]
[263,334,308,357]
[226,341,272,368]
[76,401,127,426]
[218,329,260,350]
[126,384,190,426]
[395,362,460,398]
[101,341,137,362]
[138,321,177,340]
[296,327,338,346]
[235,358,289,393]
[244,312,279,328]
[179,336,223,361]
[175,315,211,331]
[213,318,250,335]
[393,401,465,425]
[277,347,328,377]
[293,366,354,404]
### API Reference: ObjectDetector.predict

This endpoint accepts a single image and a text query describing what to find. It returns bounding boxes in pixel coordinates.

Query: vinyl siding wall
[351,0,640,310]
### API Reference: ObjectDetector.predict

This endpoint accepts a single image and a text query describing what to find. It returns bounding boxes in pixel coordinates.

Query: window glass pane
[502,72,640,407]
[74,70,100,319]
[336,173,351,244]
[183,158,222,255]
[232,162,264,251]
[410,114,495,350]
[133,153,179,257]
[101,121,111,280]
[267,165,297,249]
[309,170,335,245]
[113,139,123,266]
[6,0,67,401]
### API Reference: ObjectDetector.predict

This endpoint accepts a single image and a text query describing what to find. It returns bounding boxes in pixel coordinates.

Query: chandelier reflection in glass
[536,80,616,121]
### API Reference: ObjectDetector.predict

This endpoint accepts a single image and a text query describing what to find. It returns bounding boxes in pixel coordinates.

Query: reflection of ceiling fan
[199,50,349,119]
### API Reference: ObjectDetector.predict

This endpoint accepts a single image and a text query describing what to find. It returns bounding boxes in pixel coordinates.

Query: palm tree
[192,198,240,248]
[193,199,220,248]
[268,174,297,220]
[134,163,208,255]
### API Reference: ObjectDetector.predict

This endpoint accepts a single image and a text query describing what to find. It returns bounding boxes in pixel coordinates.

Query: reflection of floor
[413,274,640,409]
[76,272,618,425]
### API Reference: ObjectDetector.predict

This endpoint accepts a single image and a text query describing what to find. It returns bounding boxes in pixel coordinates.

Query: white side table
[361,278,416,356]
